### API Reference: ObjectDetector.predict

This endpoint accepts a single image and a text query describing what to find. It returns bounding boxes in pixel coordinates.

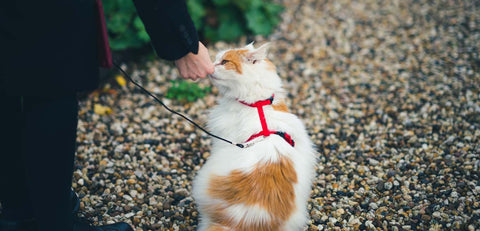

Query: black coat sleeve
[133,0,199,61]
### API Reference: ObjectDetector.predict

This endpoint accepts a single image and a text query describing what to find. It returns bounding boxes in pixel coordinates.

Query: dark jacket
[0,0,198,96]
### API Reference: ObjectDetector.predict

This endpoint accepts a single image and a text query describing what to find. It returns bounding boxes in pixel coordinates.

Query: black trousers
[0,93,78,231]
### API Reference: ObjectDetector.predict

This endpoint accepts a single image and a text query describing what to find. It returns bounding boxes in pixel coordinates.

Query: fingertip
[207,65,215,75]
[181,73,191,80]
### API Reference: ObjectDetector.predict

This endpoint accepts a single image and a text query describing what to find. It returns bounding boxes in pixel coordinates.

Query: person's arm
[132,0,213,80]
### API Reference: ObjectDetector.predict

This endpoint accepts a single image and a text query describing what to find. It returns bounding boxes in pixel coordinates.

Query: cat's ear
[245,42,255,50]
[246,42,270,63]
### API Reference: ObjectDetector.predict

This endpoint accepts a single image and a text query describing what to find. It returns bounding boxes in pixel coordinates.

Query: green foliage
[187,0,207,29]
[103,0,283,51]
[189,0,284,41]
[103,0,149,50]
[166,80,211,102]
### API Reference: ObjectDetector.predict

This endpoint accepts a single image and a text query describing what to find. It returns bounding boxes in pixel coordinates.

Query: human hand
[174,42,214,81]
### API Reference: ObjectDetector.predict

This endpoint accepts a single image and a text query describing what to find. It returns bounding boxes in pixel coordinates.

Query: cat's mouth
[208,74,220,80]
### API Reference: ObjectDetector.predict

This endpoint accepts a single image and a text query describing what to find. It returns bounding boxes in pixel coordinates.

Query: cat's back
[201,96,315,186]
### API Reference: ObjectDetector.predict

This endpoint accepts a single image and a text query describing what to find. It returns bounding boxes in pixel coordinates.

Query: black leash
[113,62,245,148]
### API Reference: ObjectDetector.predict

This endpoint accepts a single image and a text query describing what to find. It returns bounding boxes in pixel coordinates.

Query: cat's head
[209,43,283,103]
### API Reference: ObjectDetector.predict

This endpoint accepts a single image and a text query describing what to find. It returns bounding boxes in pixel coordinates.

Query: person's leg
[1,93,134,231]
[0,95,35,221]
[22,95,79,231]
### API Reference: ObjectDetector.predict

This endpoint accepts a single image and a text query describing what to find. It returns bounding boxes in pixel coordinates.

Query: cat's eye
[221,60,230,65]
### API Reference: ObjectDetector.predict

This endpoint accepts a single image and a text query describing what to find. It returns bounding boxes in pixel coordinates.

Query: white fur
[193,43,317,231]
[226,204,272,226]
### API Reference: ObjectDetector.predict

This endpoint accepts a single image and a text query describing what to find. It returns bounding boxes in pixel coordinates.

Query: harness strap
[238,95,295,147]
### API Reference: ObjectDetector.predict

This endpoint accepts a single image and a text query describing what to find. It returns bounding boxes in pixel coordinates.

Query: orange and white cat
[192,43,316,231]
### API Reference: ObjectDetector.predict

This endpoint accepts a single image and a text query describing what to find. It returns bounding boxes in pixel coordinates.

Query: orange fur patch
[222,49,248,74]
[273,101,289,112]
[207,156,298,230]
[206,224,229,231]
[264,59,277,71]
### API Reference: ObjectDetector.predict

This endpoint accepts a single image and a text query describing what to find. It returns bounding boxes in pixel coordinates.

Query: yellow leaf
[115,75,127,87]
[94,104,112,115]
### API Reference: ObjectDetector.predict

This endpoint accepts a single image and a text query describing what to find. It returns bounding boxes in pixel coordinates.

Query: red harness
[238,95,295,147]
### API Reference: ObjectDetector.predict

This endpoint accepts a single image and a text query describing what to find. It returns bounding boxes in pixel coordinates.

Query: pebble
[384,182,393,190]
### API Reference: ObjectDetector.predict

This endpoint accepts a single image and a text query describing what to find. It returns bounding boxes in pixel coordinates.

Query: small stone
[99,160,108,166]
[387,170,396,177]
[336,208,345,216]
[377,181,385,191]
[123,195,133,201]
[451,191,458,198]
[203,152,210,159]
[134,170,143,178]
[163,198,174,209]
[329,217,338,225]
[384,182,393,190]
[129,190,138,198]
[421,215,431,221]
[369,158,380,166]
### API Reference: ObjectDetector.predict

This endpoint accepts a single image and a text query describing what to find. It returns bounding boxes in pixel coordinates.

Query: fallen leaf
[115,75,127,87]
[94,104,112,115]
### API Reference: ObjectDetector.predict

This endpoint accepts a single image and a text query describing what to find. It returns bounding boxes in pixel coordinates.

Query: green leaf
[263,3,284,25]
[204,26,219,41]
[215,8,245,41]
[217,20,244,41]
[133,17,150,42]
[187,0,206,29]
[212,0,230,6]
[166,80,211,102]
[107,13,130,34]
[232,0,262,11]
[263,2,283,15]
[245,7,273,35]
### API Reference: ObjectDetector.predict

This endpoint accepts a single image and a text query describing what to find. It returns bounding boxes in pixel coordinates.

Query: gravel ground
[74,0,480,230]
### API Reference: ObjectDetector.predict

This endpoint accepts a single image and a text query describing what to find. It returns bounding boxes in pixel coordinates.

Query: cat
[192,43,317,231]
